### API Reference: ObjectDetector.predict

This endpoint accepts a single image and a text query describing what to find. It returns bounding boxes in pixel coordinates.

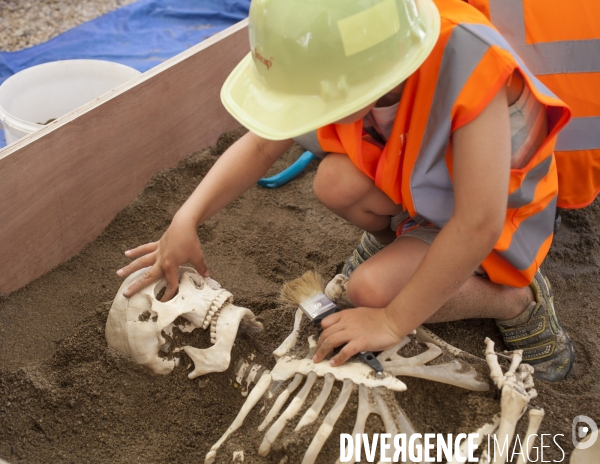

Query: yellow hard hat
[222,0,440,140]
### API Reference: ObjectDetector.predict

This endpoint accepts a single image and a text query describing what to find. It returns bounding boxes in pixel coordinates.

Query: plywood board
[0,20,249,294]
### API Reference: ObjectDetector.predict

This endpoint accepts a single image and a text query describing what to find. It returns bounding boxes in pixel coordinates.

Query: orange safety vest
[467,0,600,208]
[316,0,571,288]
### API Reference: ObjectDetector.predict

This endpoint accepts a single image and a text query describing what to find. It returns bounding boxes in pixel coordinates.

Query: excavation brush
[281,271,384,375]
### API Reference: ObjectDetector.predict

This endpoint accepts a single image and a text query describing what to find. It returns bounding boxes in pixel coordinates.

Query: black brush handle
[358,351,384,374]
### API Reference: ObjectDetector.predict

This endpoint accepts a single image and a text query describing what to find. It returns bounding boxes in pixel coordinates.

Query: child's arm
[314,84,512,366]
[118,131,293,300]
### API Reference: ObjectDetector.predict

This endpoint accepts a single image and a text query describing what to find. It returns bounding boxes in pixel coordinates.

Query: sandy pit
[1,128,599,463]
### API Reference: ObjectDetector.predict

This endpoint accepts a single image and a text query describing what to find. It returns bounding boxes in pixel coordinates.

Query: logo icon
[252,49,273,70]
[572,415,598,449]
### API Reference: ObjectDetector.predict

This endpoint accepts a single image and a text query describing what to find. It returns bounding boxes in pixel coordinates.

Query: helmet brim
[221,0,440,141]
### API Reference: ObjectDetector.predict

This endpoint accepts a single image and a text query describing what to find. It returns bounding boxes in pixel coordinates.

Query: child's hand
[312,307,404,367]
[116,213,208,301]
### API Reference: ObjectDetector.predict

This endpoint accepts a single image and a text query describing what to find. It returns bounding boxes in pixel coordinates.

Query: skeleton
[205,308,491,464]
[205,267,550,464]
[105,266,263,378]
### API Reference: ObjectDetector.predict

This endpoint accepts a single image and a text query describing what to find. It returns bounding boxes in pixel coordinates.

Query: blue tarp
[0,0,250,147]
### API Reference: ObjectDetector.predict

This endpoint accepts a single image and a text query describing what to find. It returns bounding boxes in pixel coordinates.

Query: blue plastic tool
[257,151,318,188]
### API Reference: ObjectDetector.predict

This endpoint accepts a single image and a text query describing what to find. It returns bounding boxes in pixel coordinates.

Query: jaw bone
[184,302,262,378]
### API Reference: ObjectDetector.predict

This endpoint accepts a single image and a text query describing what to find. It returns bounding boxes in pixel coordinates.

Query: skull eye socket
[154,286,167,300]
[153,285,179,301]
[188,274,204,290]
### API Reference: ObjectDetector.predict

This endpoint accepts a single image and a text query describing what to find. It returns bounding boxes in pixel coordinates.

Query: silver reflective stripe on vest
[555,117,600,152]
[488,0,600,152]
[462,24,557,100]
[464,24,567,132]
[411,25,489,226]
[489,0,600,75]
[499,196,557,270]
[507,156,552,209]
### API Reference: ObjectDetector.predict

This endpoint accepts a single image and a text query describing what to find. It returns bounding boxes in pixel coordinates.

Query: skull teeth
[209,313,219,345]
[202,289,231,329]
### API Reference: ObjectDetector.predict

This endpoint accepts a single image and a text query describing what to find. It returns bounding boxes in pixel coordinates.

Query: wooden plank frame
[0,20,249,294]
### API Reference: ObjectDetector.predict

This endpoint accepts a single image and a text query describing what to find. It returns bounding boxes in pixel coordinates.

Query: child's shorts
[391,211,439,243]
[390,212,488,277]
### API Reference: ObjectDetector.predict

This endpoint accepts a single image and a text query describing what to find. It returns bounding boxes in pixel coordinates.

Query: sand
[0,128,598,463]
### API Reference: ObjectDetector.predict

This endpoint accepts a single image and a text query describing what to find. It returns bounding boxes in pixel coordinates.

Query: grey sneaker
[496,270,575,382]
[342,231,387,277]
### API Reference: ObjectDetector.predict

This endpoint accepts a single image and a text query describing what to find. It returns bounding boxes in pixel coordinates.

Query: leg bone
[447,415,500,464]
[515,408,545,464]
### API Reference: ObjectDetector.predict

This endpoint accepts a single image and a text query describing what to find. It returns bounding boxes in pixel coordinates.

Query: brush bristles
[280,271,326,306]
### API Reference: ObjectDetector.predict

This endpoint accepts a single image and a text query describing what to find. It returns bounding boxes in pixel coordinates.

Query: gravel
[0,0,138,52]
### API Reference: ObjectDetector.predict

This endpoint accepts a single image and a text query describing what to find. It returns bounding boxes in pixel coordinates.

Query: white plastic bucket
[0,60,141,145]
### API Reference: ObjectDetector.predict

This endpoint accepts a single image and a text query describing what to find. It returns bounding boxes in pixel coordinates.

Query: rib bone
[295,373,335,431]
[258,373,304,431]
[259,372,318,456]
[204,373,272,464]
[303,379,354,464]
[273,308,303,359]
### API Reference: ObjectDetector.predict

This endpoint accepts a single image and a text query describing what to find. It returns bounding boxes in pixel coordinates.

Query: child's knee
[313,154,367,211]
[347,265,398,308]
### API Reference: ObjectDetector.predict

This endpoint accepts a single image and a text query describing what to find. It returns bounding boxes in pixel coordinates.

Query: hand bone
[478,338,539,464]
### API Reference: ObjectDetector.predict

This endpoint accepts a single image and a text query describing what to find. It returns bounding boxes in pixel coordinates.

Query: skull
[105,266,263,377]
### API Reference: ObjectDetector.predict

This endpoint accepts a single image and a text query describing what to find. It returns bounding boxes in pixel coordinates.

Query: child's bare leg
[348,237,533,321]
[313,153,531,320]
[313,153,401,244]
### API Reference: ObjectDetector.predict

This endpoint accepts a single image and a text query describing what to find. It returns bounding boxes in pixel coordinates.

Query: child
[118,0,575,381]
